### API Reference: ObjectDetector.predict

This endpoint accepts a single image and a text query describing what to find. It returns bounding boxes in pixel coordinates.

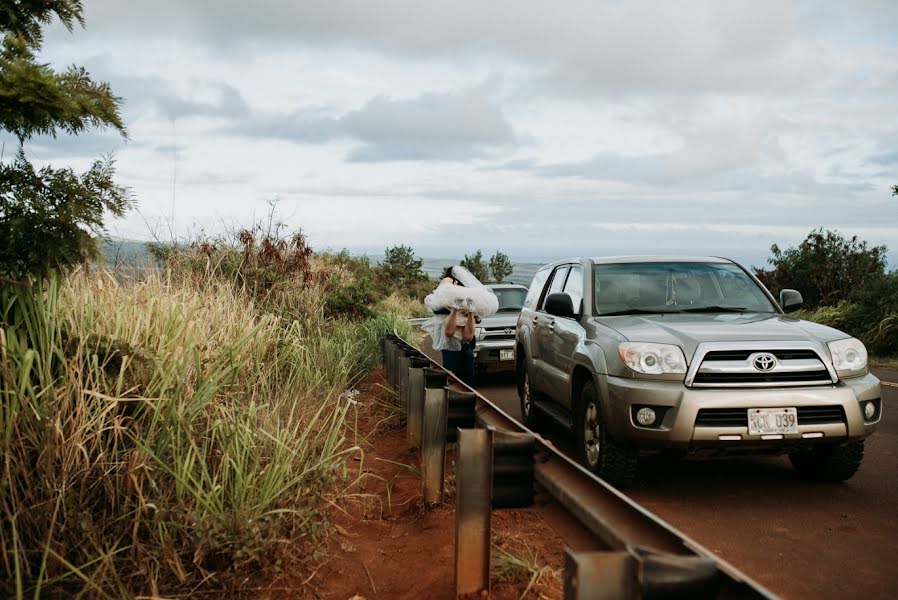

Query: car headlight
[827,337,867,372]
[618,343,687,375]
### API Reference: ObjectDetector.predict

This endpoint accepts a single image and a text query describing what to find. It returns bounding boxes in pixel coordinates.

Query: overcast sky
[7,1,898,267]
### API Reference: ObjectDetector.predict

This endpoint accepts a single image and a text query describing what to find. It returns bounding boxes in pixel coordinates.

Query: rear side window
[564,264,584,311]
[540,265,570,310]
[523,268,551,309]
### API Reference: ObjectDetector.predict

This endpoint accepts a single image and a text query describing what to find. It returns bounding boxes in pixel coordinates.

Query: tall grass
[0,266,411,597]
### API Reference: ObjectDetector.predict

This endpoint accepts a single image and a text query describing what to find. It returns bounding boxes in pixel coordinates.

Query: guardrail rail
[382,331,780,600]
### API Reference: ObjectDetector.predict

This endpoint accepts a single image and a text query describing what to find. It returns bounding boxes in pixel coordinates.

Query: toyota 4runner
[516,256,882,487]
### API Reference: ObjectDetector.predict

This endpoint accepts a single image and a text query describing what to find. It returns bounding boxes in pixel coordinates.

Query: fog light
[864,402,876,420]
[636,407,657,426]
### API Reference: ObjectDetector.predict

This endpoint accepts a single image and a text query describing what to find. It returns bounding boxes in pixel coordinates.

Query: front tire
[789,441,865,482]
[576,380,637,487]
[518,365,540,429]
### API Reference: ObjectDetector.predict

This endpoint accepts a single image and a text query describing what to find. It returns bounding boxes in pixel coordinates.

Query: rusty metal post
[398,351,412,418]
[422,368,448,506]
[455,428,493,597]
[385,338,398,385]
[407,357,429,449]
[564,549,638,600]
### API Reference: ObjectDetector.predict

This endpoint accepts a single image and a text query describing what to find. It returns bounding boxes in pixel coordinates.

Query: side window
[523,268,551,309]
[540,266,570,311]
[564,264,583,312]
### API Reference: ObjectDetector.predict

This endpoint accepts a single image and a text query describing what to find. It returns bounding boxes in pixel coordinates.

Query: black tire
[789,441,865,482]
[518,363,542,430]
[576,380,638,487]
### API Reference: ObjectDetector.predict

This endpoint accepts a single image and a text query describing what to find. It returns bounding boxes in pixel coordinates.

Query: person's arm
[462,311,475,342]
[444,308,459,337]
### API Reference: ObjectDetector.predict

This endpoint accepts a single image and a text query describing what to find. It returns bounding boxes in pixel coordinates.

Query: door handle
[547,321,556,331]
[532,316,539,324]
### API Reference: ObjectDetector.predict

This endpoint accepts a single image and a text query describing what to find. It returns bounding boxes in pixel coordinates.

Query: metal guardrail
[383,331,780,600]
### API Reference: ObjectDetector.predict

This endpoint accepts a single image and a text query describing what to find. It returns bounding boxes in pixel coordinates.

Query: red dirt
[258,370,566,599]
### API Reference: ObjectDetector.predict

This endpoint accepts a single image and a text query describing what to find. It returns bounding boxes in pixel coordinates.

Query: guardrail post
[564,548,719,600]
[564,550,638,600]
[385,338,399,385]
[455,428,493,598]
[398,350,414,418]
[422,368,449,506]
[446,389,477,443]
[491,430,536,508]
[407,357,430,449]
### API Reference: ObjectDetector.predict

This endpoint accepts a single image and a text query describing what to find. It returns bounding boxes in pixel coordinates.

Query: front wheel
[576,380,637,487]
[789,441,865,482]
[518,365,541,429]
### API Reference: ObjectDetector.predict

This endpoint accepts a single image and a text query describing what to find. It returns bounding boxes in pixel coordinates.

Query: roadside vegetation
[1,223,424,596]
[754,228,897,358]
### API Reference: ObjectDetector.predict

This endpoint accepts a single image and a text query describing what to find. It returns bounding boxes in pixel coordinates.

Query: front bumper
[601,372,881,449]
[473,338,516,368]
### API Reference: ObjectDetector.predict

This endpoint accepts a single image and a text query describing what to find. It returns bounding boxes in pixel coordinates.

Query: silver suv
[474,283,528,372]
[516,256,882,486]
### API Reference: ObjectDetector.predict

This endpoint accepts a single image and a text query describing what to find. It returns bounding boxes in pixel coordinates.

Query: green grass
[0,266,413,598]
[492,541,560,599]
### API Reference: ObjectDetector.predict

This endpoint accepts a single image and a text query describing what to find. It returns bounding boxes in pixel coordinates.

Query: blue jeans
[442,346,475,387]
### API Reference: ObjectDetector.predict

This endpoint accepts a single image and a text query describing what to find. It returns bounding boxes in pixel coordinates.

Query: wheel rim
[522,373,532,417]
[584,402,600,466]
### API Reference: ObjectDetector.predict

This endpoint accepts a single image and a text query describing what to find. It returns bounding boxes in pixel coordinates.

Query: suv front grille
[481,326,516,340]
[694,406,847,427]
[692,371,833,385]
[690,347,834,388]
[702,350,820,361]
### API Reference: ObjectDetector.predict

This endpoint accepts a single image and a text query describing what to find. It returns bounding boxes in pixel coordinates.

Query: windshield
[592,262,776,315]
[491,287,527,312]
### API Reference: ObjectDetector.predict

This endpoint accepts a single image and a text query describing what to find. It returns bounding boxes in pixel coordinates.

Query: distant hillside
[419,258,541,286]
[100,238,155,268]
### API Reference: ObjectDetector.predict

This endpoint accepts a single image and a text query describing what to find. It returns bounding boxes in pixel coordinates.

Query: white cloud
[11,0,896,267]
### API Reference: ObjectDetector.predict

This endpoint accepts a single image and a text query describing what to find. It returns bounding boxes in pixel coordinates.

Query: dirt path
[263,371,567,599]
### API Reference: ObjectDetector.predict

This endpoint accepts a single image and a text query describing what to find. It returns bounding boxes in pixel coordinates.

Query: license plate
[499,349,515,361]
[747,408,798,435]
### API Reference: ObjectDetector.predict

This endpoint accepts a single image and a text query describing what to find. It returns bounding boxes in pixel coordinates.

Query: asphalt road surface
[468,364,898,600]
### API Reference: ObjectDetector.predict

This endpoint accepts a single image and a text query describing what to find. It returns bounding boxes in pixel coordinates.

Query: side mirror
[779,289,803,313]
[545,293,576,319]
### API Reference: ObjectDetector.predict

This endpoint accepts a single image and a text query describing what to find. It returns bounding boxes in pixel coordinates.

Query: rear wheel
[576,380,637,487]
[789,441,865,482]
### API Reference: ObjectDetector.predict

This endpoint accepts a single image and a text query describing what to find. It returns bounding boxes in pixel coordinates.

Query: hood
[595,313,851,359]
[478,312,520,328]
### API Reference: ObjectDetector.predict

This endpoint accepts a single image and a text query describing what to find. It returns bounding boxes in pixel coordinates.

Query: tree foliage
[0,0,127,283]
[460,249,489,282]
[1,150,129,281]
[754,228,887,308]
[489,250,513,283]
[0,0,85,47]
[378,244,426,289]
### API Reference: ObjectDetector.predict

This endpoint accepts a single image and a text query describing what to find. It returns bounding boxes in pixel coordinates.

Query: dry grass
[0,266,413,598]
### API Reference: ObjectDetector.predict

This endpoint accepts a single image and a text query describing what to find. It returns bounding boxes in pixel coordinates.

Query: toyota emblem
[504,328,514,336]
[752,353,777,372]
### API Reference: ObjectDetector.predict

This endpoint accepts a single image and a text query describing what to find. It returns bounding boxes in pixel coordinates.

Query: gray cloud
[1,130,127,161]
[230,84,518,161]
[56,1,898,97]
[867,150,898,166]
[154,82,250,120]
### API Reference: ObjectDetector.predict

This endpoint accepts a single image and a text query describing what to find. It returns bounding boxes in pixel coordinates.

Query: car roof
[485,283,528,289]
[536,255,735,269]
[589,255,733,265]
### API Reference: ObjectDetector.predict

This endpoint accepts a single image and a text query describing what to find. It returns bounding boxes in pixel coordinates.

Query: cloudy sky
[9,1,898,266]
